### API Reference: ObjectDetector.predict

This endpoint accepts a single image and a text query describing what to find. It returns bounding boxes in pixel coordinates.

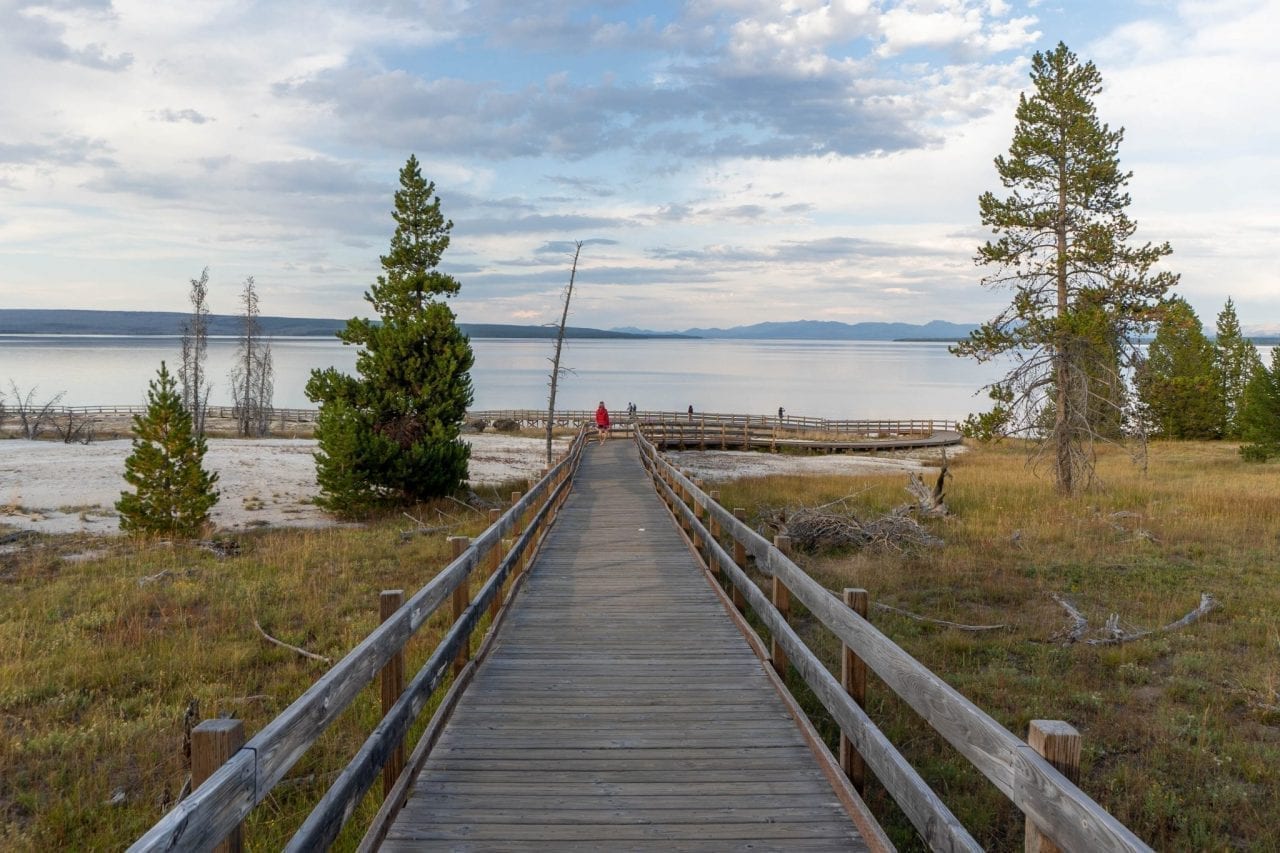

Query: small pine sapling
[117,362,220,536]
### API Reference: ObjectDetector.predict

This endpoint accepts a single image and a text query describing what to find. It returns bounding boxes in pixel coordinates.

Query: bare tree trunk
[1054,129,1073,494]
[240,277,256,436]
[546,241,583,464]
[231,276,265,436]
[256,343,274,436]
[181,267,211,435]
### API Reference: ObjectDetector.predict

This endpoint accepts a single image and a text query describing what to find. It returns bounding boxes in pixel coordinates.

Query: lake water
[0,335,1017,420]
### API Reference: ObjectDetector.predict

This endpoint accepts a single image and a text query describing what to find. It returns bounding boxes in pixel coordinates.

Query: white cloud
[0,0,1274,330]
[876,0,1039,58]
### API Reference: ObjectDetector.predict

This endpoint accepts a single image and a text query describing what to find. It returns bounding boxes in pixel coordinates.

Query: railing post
[731,508,748,612]
[692,478,706,558]
[379,589,405,797]
[771,535,792,678]
[1025,721,1082,853]
[191,719,245,853]
[510,491,525,574]
[488,509,503,620]
[840,588,869,794]
[707,490,722,576]
[449,537,471,676]
[678,477,692,537]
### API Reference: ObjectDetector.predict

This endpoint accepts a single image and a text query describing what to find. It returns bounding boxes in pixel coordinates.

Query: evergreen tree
[952,43,1177,493]
[1214,297,1263,438]
[1238,347,1280,461]
[1135,298,1225,439]
[117,362,219,535]
[306,155,474,514]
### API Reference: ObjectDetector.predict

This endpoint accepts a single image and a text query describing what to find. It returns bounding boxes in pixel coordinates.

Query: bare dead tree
[180,267,212,435]
[53,409,96,444]
[7,380,65,440]
[255,341,274,436]
[229,275,274,436]
[545,241,582,464]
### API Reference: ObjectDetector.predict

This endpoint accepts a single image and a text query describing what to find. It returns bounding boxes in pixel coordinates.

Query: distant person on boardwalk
[595,401,611,444]
[687,404,694,421]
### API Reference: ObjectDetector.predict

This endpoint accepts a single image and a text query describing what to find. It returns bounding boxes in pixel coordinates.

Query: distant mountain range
[0,310,689,340]
[613,319,980,341]
[5,309,1275,345]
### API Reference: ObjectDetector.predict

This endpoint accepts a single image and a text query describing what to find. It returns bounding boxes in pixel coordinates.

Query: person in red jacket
[594,401,611,444]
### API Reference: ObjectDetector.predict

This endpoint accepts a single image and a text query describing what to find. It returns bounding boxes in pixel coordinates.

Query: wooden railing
[55,404,319,423]
[471,409,959,436]
[634,428,1151,852]
[127,429,589,853]
[639,421,961,452]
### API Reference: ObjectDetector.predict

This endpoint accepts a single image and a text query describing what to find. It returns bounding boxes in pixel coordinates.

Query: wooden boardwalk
[383,439,873,851]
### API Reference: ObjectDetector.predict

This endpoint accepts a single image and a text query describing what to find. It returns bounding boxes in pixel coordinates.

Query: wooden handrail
[636,421,960,452]
[128,429,589,853]
[634,429,1151,852]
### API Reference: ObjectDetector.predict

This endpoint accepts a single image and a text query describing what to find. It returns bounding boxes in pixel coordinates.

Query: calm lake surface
[0,335,1017,420]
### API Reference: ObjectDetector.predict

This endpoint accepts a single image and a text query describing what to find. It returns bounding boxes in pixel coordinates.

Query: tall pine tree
[306,155,475,515]
[1214,297,1263,438]
[1135,297,1225,439]
[952,43,1177,493]
[117,362,219,535]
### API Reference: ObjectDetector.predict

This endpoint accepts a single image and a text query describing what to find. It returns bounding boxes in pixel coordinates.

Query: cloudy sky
[2,0,1276,332]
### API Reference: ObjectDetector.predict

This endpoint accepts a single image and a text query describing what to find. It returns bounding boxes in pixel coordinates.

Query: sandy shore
[0,436,948,536]
[0,435,569,536]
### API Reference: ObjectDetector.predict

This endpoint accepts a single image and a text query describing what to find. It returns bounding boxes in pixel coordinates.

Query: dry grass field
[716,439,1280,850]
[1,439,1277,850]
[0,494,510,851]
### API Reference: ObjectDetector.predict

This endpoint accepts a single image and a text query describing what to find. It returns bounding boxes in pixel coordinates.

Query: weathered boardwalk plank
[383,440,872,851]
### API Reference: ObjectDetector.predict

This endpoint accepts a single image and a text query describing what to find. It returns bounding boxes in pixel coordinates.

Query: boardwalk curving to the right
[383,439,873,851]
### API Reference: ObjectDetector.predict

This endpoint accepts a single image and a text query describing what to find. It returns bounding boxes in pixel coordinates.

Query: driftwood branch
[875,602,1007,632]
[1087,593,1219,646]
[1051,593,1089,643]
[138,567,198,586]
[442,495,477,514]
[253,618,332,664]
[897,452,950,517]
[1052,593,1219,646]
[399,511,457,542]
